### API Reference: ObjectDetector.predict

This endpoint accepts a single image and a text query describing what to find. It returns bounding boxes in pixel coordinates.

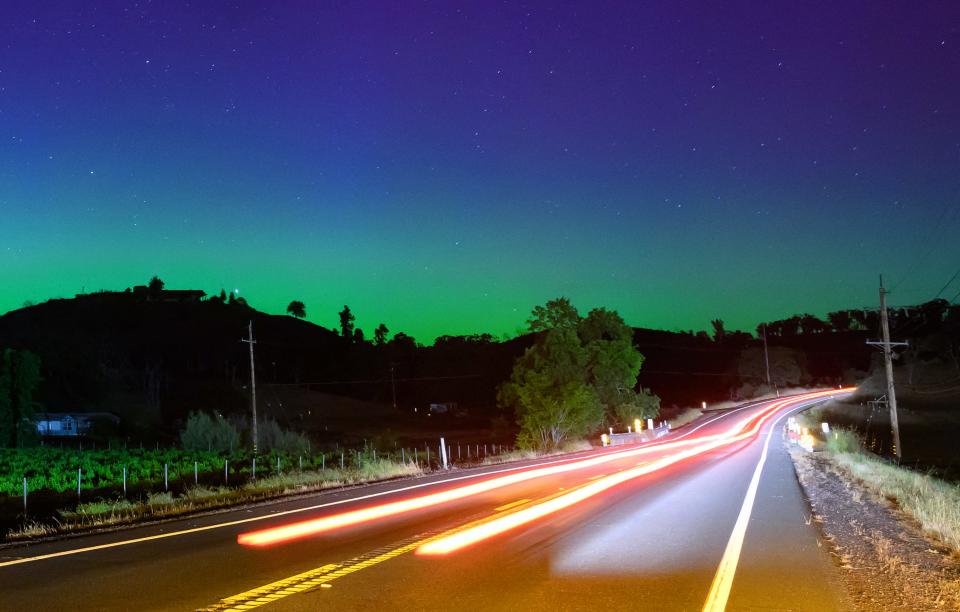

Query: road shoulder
[790,447,960,610]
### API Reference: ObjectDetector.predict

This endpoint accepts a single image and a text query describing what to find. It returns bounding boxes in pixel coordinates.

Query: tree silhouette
[148,276,164,299]
[338,305,355,339]
[374,323,389,346]
[286,300,306,319]
[827,310,851,332]
[710,319,726,343]
[353,327,365,343]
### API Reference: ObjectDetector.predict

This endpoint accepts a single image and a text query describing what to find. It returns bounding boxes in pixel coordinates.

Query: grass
[668,408,703,429]
[6,459,424,540]
[481,439,593,466]
[820,427,960,553]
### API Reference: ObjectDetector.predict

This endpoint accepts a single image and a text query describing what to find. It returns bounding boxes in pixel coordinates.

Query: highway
[0,391,852,611]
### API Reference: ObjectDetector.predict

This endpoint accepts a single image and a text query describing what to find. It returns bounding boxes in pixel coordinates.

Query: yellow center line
[201,483,598,611]
[494,498,532,512]
[587,474,607,481]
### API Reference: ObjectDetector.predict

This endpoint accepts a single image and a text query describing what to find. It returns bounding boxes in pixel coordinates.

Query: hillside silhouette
[0,286,887,445]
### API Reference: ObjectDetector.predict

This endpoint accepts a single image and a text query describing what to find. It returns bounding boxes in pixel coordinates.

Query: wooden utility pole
[867,276,908,460]
[761,323,772,388]
[390,363,398,410]
[242,320,258,454]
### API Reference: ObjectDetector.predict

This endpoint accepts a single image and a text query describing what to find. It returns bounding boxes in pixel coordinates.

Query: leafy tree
[147,275,165,298]
[374,323,389,346]
[613,387,660,428]
[388,332,417,352]
[500,298,654,450]
[0,349,42,447]
[286,300,306,319]
[528,297,580,332]
[737,346,806,391]
[339,305,355,340]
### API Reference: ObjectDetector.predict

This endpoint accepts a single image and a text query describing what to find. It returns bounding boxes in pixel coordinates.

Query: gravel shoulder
[790,447,960,610]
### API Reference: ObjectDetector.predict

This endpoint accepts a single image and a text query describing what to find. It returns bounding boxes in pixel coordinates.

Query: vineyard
[0,447,331,497]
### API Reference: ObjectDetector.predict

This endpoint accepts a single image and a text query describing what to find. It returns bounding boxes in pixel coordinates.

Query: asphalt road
[0,392,852,611]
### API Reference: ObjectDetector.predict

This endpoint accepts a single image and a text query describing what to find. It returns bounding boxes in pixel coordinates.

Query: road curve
[0,391,852,611]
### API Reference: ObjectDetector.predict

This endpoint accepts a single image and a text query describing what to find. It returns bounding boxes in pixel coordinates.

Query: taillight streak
[238,389,851,548]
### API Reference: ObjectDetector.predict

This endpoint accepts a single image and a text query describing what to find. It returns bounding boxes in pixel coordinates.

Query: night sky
[2,2,960,341]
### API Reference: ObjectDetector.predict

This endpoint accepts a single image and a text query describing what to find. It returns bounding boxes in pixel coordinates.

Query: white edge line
[0,396,790,568]
[701,397,834,612]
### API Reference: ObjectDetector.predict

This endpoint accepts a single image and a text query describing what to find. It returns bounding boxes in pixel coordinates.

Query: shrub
[826,428,863,454]
[180,412,240,453]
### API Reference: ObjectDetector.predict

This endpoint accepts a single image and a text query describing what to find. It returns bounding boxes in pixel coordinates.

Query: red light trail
[237,389,851,549]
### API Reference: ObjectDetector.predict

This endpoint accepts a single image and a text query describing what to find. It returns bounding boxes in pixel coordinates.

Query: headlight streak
[237,389,851,549]
[415,389,848,556]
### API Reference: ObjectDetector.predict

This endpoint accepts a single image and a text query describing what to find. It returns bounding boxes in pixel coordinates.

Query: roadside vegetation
[6,453,422,540]
[498,298,660,451]
[800,416,960,554]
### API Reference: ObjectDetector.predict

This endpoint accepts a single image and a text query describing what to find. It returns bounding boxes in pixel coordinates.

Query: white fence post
[440,437,448,470]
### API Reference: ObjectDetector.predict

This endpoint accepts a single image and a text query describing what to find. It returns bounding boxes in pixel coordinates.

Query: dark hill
[0,293,871,444]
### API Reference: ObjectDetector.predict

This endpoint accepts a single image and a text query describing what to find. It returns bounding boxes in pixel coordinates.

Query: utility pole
[389,363,398,411]
[242,320,258,454]
[867,276,908,460]
[761,323,772,388]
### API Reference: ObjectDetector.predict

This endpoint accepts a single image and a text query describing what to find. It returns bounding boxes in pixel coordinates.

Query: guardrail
[601,424,671,447]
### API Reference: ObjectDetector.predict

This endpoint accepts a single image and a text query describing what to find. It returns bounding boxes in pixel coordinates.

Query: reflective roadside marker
[702,401,707,410]
[601,433,610,447]
[821,422,830,433]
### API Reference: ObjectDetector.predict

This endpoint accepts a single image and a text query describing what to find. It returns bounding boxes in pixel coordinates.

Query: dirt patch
[790,448,960,610]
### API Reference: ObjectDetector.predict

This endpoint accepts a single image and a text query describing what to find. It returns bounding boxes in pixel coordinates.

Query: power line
[934,267,960,299]
[891,197,960,293]
[261,373,484,387]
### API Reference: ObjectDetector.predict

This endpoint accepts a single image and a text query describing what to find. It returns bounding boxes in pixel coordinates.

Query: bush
[825,428,863,454]
[258,418,310,455]
[180,412,240,453]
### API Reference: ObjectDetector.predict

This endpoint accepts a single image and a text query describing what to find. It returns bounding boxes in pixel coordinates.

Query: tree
[353,327,365,343]
[339,305,355,340]
[527,297,580,332]
[286,300,306,319]
[499,299,654,450]
[827,310,852,332]
[737,346,806,392]
[374,323,389,346]
[148,275,165,298]
[613,387,660,428]
[0,349,42,447]
[711,319,726,343]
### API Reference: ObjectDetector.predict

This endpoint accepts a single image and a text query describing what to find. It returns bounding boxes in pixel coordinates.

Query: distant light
[234,289,240,294]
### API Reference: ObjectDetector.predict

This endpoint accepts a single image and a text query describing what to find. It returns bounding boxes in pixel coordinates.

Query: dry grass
[668,408,703,429]
[824,429,960,554]
[6,459,424,540]
[481,439,593,466]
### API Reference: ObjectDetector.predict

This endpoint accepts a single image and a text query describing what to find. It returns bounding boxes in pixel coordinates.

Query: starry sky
[2,1,960,341]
